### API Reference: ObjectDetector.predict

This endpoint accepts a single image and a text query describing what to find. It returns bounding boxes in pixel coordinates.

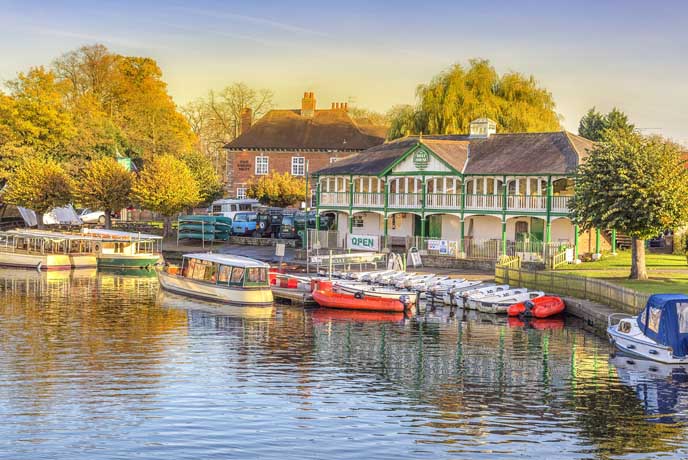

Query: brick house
[223,92,387,199]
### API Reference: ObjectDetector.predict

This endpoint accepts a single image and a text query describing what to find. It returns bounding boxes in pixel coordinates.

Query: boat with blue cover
[608,294,688,364]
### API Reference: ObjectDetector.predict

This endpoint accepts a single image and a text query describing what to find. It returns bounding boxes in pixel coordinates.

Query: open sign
[347,234,379,251]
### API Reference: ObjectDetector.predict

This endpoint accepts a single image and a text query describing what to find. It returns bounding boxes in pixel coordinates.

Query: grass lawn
[557,250,688,294]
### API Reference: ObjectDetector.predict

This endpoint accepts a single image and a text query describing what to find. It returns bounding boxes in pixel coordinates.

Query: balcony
[319,192,573,214]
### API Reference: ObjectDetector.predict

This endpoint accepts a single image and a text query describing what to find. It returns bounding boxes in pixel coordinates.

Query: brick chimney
[301,91,316,117]
[240,107,253,134]
[330,102,348,112]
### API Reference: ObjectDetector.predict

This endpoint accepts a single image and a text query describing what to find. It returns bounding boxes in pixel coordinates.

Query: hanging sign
[347,234,379,251]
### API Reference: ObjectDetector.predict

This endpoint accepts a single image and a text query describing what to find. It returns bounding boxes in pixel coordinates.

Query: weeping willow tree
[388,59,561,139]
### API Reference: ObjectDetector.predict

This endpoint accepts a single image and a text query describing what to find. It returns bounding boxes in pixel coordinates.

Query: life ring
[354,291,364,299]
[94,242,101,252]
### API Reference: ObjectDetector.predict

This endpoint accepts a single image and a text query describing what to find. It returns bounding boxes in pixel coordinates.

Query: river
[0,269,686,459]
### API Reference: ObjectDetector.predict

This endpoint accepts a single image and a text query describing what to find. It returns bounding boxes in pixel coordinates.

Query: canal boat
[607,294,688,364]
[82,228,162,268]
[476,289,544,314]
[507,296,565,318]
[0,229,99,270]
[158,253,273,306]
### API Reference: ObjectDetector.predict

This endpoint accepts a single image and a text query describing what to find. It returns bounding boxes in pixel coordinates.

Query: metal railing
[494,265,649,314]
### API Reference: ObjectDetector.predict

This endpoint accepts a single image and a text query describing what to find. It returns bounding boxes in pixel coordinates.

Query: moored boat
[312,287,412,312]
[460,284,510,309]
[477,290,545,314]
[82,228,162,268]
[607,294,688,364]
[507,295,565,318]
[0,229,98,270]
[158,253,273,306]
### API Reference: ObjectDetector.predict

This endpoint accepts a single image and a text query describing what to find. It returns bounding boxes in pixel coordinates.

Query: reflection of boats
[158,253,273,306]
[507,316,565,330]
[508,296,565,318]
[608,294,688,364]
[98,267,157,278]
[158,290,275,319]
[610,353,688,422]
[311,308,405,323]
[82,228,162,268]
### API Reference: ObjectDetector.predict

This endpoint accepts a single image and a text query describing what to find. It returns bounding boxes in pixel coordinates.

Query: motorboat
[459,284,510,309]
[82,228,162,269]
[312,283,414,312]
[507,295,565,318]
[608,294,688,364]
[438,281,487,305]
[394,273,437,289]
[405,275,450,291]
[0,229,99,270]
[331,281,417,302]
[469,287,527,311]
[476,289,544,314]
[378,271,416,286]
[158,253,273,306]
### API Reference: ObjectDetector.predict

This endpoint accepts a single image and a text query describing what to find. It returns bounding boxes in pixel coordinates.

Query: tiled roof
[224,109,387,151]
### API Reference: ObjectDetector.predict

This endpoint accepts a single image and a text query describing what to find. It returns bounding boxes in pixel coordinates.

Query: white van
[209,199,261,220]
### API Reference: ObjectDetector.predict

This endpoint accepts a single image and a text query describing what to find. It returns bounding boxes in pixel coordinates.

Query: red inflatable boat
[507,295,565,318]
[312,288,409,312]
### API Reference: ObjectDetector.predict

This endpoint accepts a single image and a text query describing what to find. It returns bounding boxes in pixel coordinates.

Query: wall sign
[412,148,430,170]
[347,234,379,251]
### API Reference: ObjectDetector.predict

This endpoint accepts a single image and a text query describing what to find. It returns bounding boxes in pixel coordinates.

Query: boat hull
[0,252,96,270]
[97,254,161,269]
[507,296,565,318]
[607,324,688,364]
[312,289,408,312]
[157,271,273,306]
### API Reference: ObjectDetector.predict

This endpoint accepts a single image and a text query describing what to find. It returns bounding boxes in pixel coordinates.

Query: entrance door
[515,221,529,242]
[428,215,442,238]
[530,218,545,242]
[413,215,422,236]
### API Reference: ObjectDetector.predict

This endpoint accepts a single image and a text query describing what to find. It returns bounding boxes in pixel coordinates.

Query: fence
[494,265,649,314]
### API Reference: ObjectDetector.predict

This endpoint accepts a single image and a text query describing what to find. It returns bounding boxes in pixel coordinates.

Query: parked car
[231,212,258,236]
[278,211,333,239]
[255,208,283,238]
[79,209,107,225]
[209,199,261,220]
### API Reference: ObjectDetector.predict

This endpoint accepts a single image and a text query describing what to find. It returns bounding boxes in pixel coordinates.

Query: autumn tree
[570,129,688,280]
[388,59,561,139]
[132,155,200,237]
[73,157,133,228]
[246,172,305,208]
[2,156,72,228]
[578,107,635,141]
[180,151,224,207]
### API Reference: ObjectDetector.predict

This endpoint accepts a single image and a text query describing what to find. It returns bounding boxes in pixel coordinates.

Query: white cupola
[469,118,497,138]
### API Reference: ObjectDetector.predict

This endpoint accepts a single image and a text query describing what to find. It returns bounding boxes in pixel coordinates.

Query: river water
[0,269,687,460]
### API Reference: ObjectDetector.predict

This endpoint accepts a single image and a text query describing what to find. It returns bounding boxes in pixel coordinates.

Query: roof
[314,131,594,176]
[4,229,101,241]
[464,132,593,174]
[183,252,269,268]
[82,228,163,240]
[225,109,386,151]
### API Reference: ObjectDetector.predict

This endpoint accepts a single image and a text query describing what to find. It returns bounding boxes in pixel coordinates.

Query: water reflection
[0,269,687,459]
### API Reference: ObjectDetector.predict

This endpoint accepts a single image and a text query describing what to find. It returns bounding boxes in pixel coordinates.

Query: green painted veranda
[570,129,688,280]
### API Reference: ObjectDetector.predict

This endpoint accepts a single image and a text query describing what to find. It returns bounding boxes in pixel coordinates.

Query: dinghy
[507,296,565,318]
[459,285,510,309]
[312,285,414,312]
[477,290,544,314]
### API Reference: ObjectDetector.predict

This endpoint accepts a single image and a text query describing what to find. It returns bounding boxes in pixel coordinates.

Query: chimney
[240,107,253,134]
[301,91,316,117]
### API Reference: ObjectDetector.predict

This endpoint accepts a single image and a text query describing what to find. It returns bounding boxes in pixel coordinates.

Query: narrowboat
[0,229,98,270]
[608,294,688,364]
[158,253,273,306]
[82,228,162,269]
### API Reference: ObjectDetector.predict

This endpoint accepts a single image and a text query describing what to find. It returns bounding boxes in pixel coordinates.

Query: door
[428,215,442,238]
[515,221,529,242]
[530,218,545,242]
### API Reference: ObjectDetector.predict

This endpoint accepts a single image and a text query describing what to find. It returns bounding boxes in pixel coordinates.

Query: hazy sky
[1,0,686,143]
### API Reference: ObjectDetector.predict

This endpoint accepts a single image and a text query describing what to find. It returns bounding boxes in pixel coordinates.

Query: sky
[0,0,687,144]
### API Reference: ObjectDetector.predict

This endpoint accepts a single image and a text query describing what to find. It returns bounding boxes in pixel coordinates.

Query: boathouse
[312,118,608,258]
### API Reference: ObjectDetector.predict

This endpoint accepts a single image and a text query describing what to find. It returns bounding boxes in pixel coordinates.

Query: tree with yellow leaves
[132,155,200,236]
[246,172,305,208]
[73,157,133,229]
[2,155,72,228]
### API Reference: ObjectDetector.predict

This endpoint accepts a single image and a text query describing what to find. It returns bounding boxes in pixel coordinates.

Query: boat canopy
[82,228,163,240]
[638,294,688,357]
[182,252,269,268]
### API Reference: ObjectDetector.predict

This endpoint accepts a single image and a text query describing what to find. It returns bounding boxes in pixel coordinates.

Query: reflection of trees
[0,269,187,415]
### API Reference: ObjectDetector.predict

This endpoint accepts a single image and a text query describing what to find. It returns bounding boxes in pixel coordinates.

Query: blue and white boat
[608,294,688,364]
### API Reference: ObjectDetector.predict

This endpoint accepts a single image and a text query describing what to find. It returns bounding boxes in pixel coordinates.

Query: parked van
[209,199,260,220]
[231,212,258,236]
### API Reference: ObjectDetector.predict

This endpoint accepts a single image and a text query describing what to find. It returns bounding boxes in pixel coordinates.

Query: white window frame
[236,187,247,199]
[291,156,305,176]
[255,156,269,175]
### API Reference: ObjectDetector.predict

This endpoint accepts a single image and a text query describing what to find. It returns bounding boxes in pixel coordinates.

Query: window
[678,303,688,333]
[648,307,662,333]
[352,215,364,228]
[246,267,267,284]
[218,265,231,283]
[235,213,247,222]
[230,267,244,285]
[255,156,269,175]
[236,187,246,199]
[329,157,338,164]
[291,157,305,176]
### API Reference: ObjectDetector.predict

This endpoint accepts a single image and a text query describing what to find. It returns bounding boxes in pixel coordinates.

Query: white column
[537,178,542,195]
[376,178,381,193]
[526,177,531,195]
[515,178,520,194]
[405,177,409,194]
[359,177,363,192]
[483,178,488,194]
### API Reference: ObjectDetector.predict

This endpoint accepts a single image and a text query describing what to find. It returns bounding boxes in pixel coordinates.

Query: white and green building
[312,119,607,258]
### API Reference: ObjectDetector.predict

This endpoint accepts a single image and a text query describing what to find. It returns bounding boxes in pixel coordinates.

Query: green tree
[578,107,635,141]
[246,172,305,208]
[2,155,72,228]
[180,151,223,207]
[388,59,561,139]
[570,129,688,279]
[132,154,200,236]
[73,157,133,229]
